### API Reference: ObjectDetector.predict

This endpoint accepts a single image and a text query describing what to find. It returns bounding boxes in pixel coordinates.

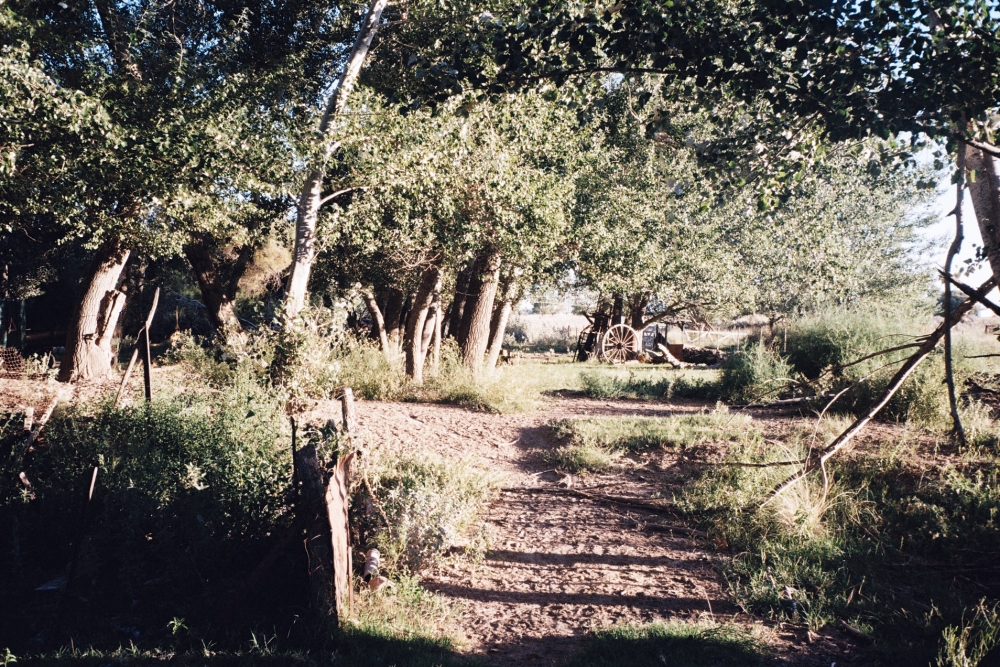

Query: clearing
[325,395,873,665]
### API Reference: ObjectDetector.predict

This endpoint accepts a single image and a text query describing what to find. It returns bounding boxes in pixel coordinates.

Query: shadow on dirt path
[335,397,868,666]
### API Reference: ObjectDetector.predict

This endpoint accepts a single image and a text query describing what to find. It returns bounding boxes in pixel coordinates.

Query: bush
[359,453,497,573]
[718,341,795,404]
[0,374,295,650]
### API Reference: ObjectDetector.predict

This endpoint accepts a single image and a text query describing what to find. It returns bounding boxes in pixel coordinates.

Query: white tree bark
[966,146,1000,280]
[285,0,389,315]
[58,245,131,382]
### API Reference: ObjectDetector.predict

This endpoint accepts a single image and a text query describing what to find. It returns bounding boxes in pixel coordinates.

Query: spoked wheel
[600,324,639,364]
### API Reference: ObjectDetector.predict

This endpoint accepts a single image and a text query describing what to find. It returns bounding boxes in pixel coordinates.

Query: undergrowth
[676,432,1000,663]
[547,409,760,473]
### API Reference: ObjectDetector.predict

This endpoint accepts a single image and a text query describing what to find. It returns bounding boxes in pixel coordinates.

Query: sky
[919,180,998,306]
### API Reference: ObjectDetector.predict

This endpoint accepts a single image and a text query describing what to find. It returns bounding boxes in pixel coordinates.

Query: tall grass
[677,435,1000,662]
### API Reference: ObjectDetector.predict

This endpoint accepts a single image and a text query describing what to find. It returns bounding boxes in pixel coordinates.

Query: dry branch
[765,276,998,502]
[505,485,678,515]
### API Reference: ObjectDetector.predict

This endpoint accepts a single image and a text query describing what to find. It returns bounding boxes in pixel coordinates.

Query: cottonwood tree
[2,0,343,380]
[310,89,590,378]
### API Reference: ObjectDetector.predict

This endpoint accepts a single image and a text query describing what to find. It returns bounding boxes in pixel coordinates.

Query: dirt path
[339,397,864,665]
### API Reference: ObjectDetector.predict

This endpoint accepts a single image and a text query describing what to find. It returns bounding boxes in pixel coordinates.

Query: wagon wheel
[600,324,639,364]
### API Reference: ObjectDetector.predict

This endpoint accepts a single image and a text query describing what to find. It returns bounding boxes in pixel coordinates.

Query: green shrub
[719,341,795,404]
[784,308,921,380]
[360,453,497,573]
[0,374,293,649]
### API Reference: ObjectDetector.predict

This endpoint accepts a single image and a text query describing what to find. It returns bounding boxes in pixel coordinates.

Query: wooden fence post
[295,444,337,620]
[114,288,159,408]
[341,388,357,434]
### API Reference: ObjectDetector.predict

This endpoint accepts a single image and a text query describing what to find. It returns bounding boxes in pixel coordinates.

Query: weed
[358,453,498,573]
[935,601,1000,667]
[349,573,461,645]
[719,341,795,404]
[563,621,770,666]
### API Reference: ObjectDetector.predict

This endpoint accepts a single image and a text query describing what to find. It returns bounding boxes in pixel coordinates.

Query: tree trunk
[379,287,407,359]
[284,0,389,316]
[363,291,391,355]
[944,142,967,443]
[404,265,440,383]
[461,253,501,376]
[184,237,239,331]
[629,293,649,331]
[447,262,474,340]
[430,296,443,377]
[58,243,131,382]
[420,284,440,361]
[485,299,513,372]
[967,146,1000,281]
[610,294,625,326]
[456,257,488,348]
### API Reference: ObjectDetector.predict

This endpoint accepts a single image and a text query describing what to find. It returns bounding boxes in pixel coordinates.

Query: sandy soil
[317,397,871,666]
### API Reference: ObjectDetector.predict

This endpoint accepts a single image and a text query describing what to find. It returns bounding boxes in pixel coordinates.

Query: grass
[562,621,771,667]
[547,409,761,473]
[675,430,1000,663]
[580,367,720,401]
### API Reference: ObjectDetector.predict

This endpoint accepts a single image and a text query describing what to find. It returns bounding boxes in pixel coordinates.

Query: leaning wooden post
[327,450,355,618]
[341,388,357,435]
[114,288,159,408]
[295,444,337,620]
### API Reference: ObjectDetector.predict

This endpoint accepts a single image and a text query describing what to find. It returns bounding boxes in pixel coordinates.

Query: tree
[2,0,342,379]
[310,89,589,377]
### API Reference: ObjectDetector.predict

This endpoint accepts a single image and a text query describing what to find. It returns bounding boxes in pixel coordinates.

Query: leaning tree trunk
[404,265,441,384]
[461,253,501,376]
[184,237,239,331]
[363,291,391,355]
[58,243,131,383]
[485,299,513,372]
[967,146,1000,280]
[284,0,389,316]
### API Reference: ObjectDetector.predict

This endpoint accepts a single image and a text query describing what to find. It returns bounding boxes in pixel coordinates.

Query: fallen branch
[683,458,806,468]
[730,395,832,410]
[764,276,998,503]
[504,486,677,515]
[941,271,1000,318]
[638,522,708,538]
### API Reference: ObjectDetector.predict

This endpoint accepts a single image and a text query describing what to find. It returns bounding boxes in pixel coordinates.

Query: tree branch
[764,275,998,503]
